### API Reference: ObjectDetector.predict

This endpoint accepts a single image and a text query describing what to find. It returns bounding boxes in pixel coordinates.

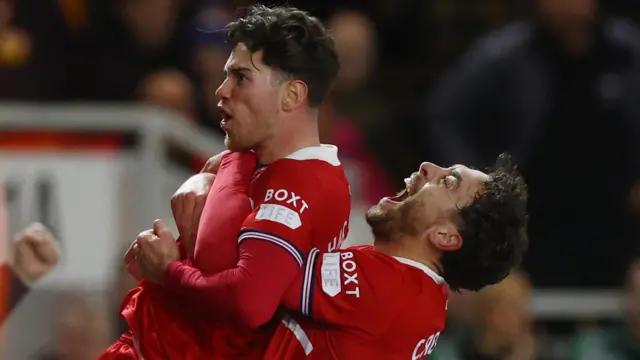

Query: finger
[124,240,137,265]
[153,219,174,240]
[172,194,185,226]
[192,196,206,232]
[136,236,151,251]
[126,262,142,281]
[138,229,154,238]
[35,239,60,265]
[189,196,206,243]
[188,193,203,235]
[176,197,193,239]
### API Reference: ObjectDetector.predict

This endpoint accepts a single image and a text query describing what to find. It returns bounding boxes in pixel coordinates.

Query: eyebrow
[451,167,463,181]
[223,66,253,76]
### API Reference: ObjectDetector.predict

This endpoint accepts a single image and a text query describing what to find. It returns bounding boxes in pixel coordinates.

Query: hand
[218,151,257,187]
[171,173,216,257]
[123,229,154,281]
[135,220,180,285]
[10,222,60,286]
[201,151,227,174]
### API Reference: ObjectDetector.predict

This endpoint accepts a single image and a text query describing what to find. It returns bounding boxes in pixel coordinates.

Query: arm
[200,150,229,174]
[164,168,315,328]
[165,239,301,328]
[0,263,30,324]
[1,223,59,324]
[281,248,401,335]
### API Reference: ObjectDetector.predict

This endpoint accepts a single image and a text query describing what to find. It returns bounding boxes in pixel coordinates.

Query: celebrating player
[131,153,528,359]
[100,5,350,359]
[267,153,529,359]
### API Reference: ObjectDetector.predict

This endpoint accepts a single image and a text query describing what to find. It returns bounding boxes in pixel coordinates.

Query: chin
[366,204,400,241]
[224,134,252,152]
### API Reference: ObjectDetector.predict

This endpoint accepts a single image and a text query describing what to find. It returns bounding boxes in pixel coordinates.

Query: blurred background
[1,0,640,359]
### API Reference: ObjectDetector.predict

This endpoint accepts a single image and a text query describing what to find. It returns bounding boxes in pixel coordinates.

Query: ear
[426,222,463,251]
[281,80,308,111]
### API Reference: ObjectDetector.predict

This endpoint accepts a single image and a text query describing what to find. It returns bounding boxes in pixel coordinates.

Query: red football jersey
[240,145,350,258]
[209,145,352,358]
[265,245,448,360]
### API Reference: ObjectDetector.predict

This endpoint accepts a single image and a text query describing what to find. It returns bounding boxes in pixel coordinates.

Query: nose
[215,78,230,100]
[419,162,446,181]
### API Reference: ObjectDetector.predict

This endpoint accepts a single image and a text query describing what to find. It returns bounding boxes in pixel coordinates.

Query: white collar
[393,257,445,284]
[284,144,340,166]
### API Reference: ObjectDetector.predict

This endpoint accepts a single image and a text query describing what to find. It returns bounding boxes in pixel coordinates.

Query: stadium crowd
[1,0,640,359]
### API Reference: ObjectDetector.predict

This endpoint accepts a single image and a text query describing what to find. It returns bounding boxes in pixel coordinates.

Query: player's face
[366,162,489,240]
[216,43,282,152]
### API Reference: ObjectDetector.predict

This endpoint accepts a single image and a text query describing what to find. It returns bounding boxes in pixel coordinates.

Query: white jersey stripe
[281,314,314,355]
[301,248,320,315]
[238,230,304,267]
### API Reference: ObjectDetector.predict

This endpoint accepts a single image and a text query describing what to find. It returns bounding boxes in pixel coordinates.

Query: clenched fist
[171,173,217,257]
[11,223,60,286]
[134,220,180,285]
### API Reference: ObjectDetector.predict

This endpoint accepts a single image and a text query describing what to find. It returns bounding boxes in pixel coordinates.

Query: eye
[237,73,247,83]
[443,175,459,189]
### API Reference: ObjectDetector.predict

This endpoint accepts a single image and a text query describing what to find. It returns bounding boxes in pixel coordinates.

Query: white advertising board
[0,152,133,291]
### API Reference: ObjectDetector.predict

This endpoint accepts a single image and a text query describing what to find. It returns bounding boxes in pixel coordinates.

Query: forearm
[0,263,30,324]
[164,240,299,328]
[193,181,252,273]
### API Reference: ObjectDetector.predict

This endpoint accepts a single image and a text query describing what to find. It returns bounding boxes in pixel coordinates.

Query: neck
[374,236,442,275]
[255,111,320,164]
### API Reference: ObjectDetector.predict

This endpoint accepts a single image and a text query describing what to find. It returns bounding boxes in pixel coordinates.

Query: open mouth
[218,107,233,129]
[384,183,412,204]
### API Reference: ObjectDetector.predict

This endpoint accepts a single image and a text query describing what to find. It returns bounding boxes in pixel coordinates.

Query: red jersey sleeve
[164,161,325,329]
[239,164,320,269]
[283,247,404,337]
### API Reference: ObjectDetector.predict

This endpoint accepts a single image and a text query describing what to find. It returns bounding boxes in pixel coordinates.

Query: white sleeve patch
[321,253,341,297]
[255,203,302,230]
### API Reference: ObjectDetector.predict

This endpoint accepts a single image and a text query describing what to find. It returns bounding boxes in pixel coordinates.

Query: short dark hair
[225,5,339,106]
[441,153,529,292]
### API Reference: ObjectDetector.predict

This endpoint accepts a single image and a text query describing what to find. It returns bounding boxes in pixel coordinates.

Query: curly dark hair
[225,5,339,106]
[441,153,529,292]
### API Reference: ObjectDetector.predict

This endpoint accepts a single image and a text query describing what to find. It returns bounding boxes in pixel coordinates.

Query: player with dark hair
[264,153,529,359]
[130,153,528,359]
[100,5,350,360]
[101,5,528,359]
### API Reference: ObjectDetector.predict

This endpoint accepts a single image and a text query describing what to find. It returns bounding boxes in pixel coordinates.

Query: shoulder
[267,145,343,181]
[335,247,419,296]
[256,145,348,203]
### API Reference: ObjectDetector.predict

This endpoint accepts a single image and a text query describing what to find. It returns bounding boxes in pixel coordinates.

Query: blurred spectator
[138,68,196,121]
[187,2,233,132]
[322,10,395,245]
[324,9,394,207]
[88,0,193,101]
[568,257,640,359]
[0,0,75,100]
[431,272,537,360]
[36,294,110,360]
[330,10,377,94]
[425,0,640,288]
[0,0,29,68]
